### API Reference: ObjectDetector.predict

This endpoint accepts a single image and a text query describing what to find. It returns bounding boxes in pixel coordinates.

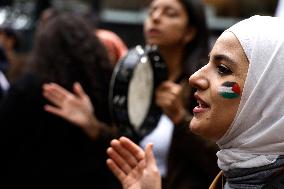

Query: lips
[193,93,210,114]
[146,28,161,37]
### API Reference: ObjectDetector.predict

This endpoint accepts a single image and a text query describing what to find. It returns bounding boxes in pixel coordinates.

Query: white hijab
[216,15,284,171]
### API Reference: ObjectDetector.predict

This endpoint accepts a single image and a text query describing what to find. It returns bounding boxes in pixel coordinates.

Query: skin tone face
[188,32,249,141]
[144,0,193,48]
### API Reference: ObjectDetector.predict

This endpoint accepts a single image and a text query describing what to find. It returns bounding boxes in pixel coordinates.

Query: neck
[159,46,184,81]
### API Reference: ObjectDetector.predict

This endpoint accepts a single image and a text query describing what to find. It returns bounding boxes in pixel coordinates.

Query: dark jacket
[209,170,284,189]
[0,73,120,187]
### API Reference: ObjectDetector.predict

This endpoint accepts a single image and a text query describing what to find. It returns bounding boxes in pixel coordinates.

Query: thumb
[145,143,157,167]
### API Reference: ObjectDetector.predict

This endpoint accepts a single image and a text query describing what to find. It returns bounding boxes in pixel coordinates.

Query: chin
[146,39,160,45]
[189,120,202,135]
[189,120,212,140]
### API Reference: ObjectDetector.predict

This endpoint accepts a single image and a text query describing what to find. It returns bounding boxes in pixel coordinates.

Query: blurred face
[144,0,193,47]
[188,32,249,141]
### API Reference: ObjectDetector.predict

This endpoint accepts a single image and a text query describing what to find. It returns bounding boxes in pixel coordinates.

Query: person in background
[0,27,19,67]
[39,6,128,67]
[138,0,219,188]
[43,0,219,188]
[96,29,128,66]
[0,12,120,187]
[106,15,284,189]
[0,26,23,81]
[0,47,9,99]
[275,0,284,16]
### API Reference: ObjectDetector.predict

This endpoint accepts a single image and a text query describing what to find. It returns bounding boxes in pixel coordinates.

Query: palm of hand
[43,82,95,128]
[107,138,161,189]
[60,94,94,129]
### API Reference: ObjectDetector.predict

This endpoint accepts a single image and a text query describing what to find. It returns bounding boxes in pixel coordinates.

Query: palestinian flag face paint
[218,81,241,99]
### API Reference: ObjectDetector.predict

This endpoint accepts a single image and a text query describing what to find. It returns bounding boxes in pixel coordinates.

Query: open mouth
[193,93,210,113]
[197,100,210,108]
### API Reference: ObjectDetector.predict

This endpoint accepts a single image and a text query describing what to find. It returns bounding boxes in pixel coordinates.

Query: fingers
[120,137,145,162]
[43,83,72,106]
[107,140,134,173]
[44,104,64,117]
[73,82,87,99]
[109,137,145,166]
[106,158,126,182]
[156,82,182,104]
[157,81,182,95]
[107,137,145,175]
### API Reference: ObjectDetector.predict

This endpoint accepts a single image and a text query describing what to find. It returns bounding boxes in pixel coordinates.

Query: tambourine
[109,45,168,141]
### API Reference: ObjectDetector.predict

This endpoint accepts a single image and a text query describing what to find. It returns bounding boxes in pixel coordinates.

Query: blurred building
[0,0,278,51]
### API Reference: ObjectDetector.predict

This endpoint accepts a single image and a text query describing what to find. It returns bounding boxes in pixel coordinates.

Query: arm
[107,137,161,189]
[42,82,115,139]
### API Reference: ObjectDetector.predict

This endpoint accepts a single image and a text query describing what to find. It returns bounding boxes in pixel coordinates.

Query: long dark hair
[179,0,209,75]
[29,12,112,122]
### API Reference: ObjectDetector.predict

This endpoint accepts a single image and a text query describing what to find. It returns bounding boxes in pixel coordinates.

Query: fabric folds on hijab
[216,15,284,171]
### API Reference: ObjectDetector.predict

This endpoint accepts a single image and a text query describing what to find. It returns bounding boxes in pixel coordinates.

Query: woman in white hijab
[106,15,284,189]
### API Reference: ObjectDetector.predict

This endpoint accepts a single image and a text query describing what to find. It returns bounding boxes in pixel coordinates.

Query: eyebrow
[209,54,237,65]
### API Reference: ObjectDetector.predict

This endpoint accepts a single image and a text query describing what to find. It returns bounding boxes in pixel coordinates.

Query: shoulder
[1,73,44,105]
[209,171,224,189]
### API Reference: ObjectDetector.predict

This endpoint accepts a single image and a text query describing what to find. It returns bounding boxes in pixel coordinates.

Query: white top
[139,114,174,176]
[0,71,9,92]
[275,0,284,17]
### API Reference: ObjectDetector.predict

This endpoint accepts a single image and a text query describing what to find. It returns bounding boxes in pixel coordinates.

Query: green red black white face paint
[218,81,241,99]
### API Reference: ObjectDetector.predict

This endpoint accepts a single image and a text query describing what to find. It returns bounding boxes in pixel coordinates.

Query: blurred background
[0,0,278,52]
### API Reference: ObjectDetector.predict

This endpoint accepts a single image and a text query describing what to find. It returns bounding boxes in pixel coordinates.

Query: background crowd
[0,0,282,188]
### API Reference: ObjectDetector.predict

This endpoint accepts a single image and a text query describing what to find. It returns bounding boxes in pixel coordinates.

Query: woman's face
[189,32,249,141]
[144,0,193,47]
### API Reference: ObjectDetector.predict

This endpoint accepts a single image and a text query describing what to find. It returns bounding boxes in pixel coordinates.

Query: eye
[165,8,178,17]
[217,64,232,76]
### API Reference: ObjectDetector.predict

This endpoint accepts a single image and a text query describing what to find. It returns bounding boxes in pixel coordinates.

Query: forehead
[211,32,248,64]
[212,32,243,54]
[150,0,183,9]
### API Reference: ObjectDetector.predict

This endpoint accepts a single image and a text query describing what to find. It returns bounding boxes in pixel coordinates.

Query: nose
[151,9,162,21]
[189,66,209,90]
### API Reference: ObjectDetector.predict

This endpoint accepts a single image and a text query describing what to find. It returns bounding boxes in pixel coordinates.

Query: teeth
[197,100,208,108]
[198,101,202,107]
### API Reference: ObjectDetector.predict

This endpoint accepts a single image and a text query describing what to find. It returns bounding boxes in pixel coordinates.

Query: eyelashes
[217,64,232,76]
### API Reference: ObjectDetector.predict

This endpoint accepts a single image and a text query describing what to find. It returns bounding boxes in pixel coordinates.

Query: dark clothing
[0,73,120,187]
[210,166,284,189]
[165,121,220,189]
[223,156,284,189]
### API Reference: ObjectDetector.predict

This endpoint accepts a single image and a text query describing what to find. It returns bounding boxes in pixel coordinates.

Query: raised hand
[43,82,104,139]
[155,81,187,124]
[107,137,161,189]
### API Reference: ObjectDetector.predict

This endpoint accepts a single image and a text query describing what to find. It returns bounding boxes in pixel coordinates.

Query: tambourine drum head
[109,45,167,141]
[128,59,154,131]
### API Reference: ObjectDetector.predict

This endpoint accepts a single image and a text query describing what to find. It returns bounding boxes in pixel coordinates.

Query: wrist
[82,116,101,139]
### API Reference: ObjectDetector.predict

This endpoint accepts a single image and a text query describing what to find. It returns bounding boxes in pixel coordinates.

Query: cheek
[211,95,241,140]
[168,22,187,35]
[218,82,241,99]
[210,105,236,140]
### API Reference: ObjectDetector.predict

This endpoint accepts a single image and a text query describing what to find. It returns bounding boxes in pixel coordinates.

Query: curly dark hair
[29,12,112,122]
